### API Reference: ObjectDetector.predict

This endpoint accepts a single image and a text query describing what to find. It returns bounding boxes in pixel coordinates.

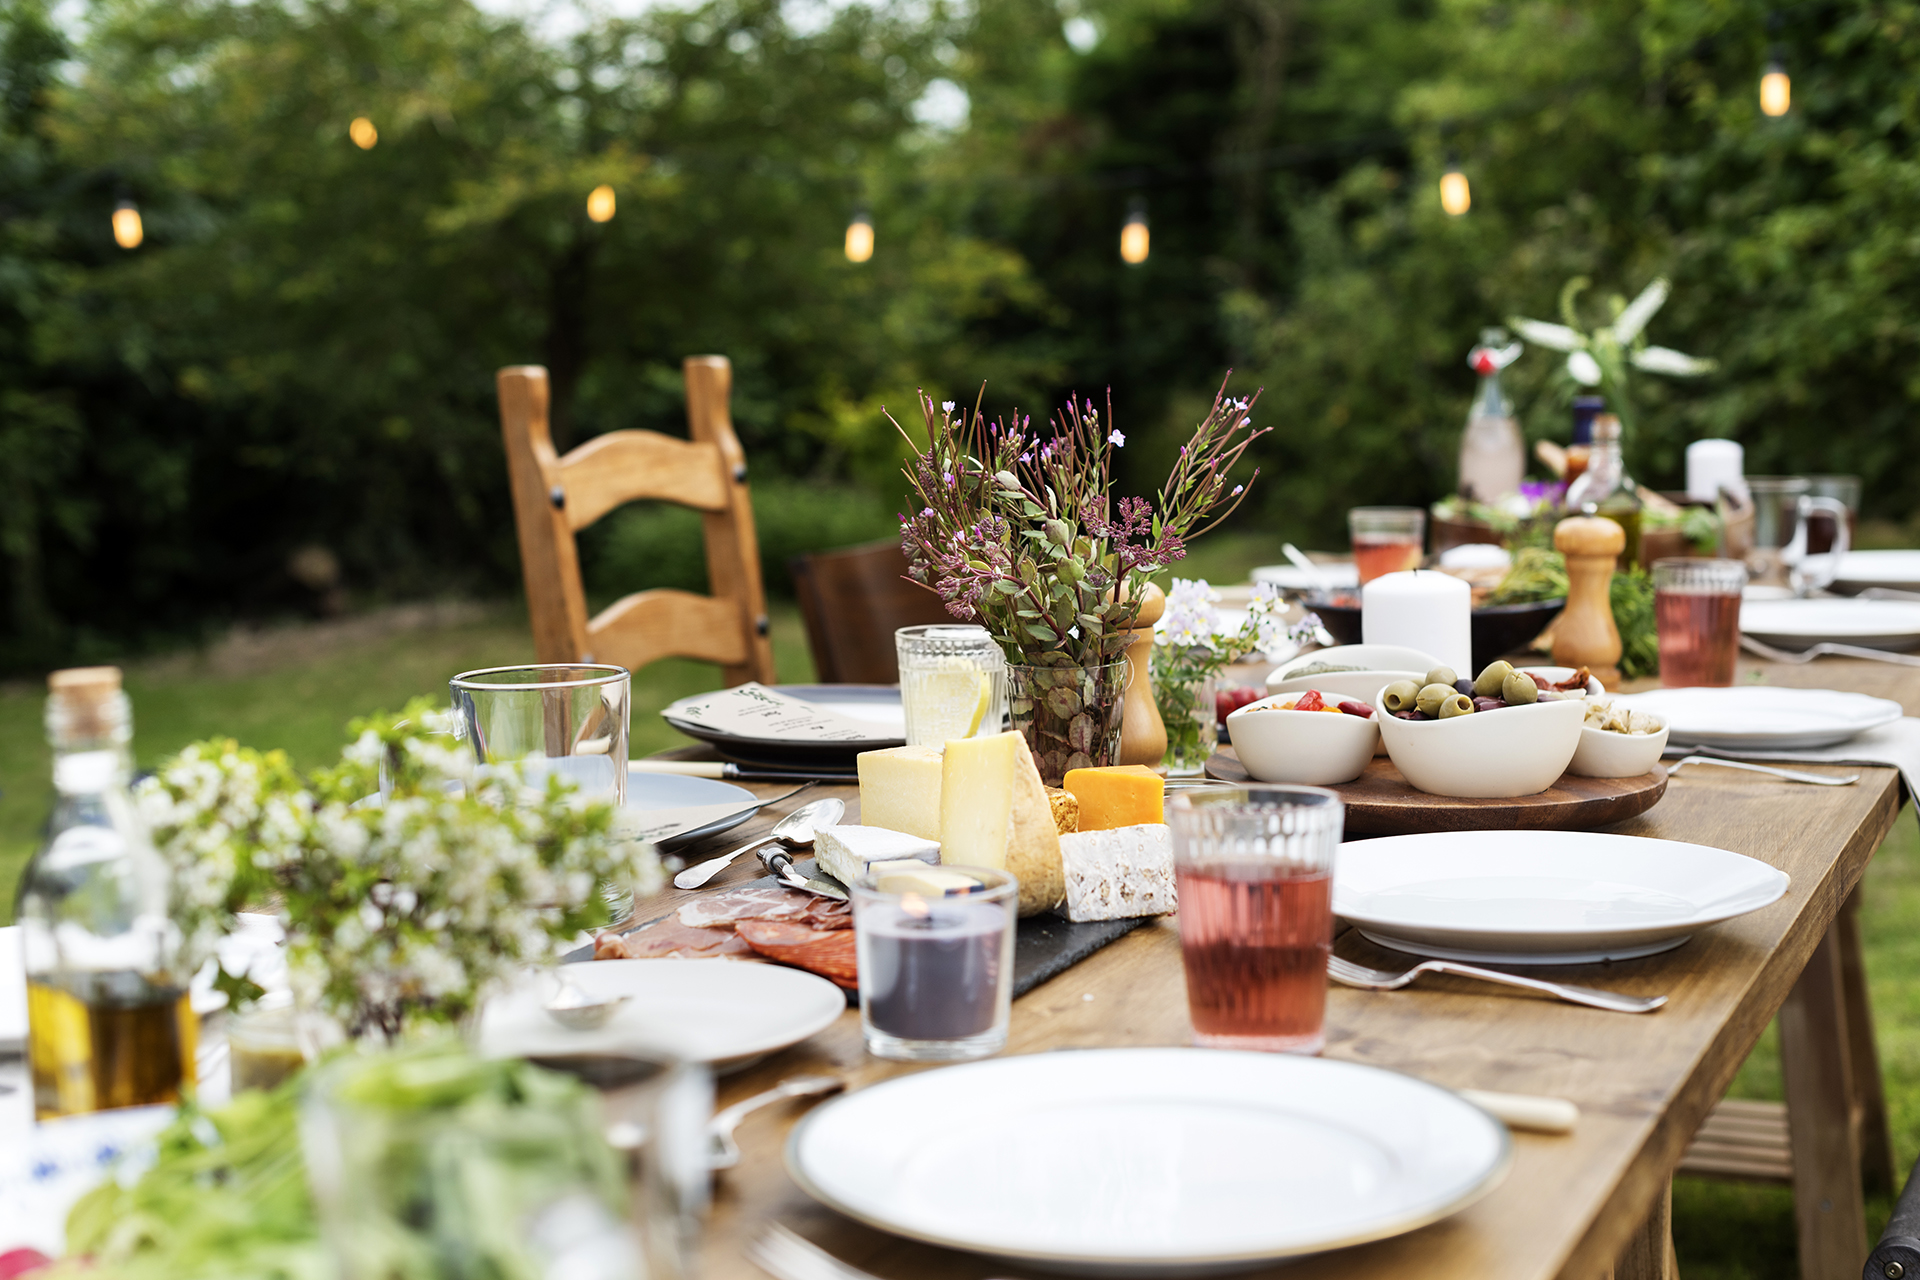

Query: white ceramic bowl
[1266,668,1427,705]
[1227,691,1381,786]
[1513,665,1605,698]
[1374,682,1586,798]
[1568,714,1670,778]
[1268,644,1445,686]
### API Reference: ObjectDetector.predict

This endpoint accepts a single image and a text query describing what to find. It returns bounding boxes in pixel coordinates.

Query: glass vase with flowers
[895,378,1267,784]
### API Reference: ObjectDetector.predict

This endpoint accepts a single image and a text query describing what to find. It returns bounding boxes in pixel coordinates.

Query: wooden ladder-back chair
[497,357,776,685]
[789,539,954,683]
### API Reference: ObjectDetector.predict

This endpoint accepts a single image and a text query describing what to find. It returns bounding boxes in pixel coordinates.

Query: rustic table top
[642,655,1911,1280]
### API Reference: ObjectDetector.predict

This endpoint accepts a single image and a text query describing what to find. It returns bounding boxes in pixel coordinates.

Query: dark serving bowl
[1302,594,1567,674]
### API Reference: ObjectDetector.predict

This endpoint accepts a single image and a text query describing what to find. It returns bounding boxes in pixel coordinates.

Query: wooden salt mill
[1116,580,1168,768]
[1553,516,1624,689]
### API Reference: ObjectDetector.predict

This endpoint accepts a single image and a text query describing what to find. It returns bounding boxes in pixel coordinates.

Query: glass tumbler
[1348,507,1427,585]
[853,865,1017,1062]
[895,625,1008,748]
[450,665,630,806]
[1168,786,1344,1055]
[1653,558,1746,687]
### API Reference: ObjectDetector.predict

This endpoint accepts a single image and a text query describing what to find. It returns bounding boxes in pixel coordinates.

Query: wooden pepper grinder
[1116,580,1168,769]
[1553,516,1624,689]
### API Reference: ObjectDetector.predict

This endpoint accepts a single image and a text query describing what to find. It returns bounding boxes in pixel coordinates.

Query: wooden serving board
[1204,746,1667,835]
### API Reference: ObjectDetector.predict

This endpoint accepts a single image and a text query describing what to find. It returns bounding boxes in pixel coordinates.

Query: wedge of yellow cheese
[856,745,943,841]
[939,730,1065,916]
[1062,765,1165,831]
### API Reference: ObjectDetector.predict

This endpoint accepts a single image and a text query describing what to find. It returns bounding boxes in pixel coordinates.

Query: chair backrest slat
[497,358,775,685]
[790,539,953,683]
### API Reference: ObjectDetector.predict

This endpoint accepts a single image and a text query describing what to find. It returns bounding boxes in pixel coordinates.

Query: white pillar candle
[1362,569,1472,678]
[1686,439,1747,504]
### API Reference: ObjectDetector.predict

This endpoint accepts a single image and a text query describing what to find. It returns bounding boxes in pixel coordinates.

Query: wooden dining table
[636,652,1915,1280]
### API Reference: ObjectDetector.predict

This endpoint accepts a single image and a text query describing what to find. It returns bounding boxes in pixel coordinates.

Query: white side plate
[788,1048,1509,1276]
[1616,685,1903,750]
[1738,598,1920,651]
[1833,550,1920,591]
[478,958,845,1070]
[1335,830,1789,965]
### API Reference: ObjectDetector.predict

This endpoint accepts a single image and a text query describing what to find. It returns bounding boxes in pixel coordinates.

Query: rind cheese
[1057,823,1177,922]
[938,731,1065,916]
[814,824,939,889]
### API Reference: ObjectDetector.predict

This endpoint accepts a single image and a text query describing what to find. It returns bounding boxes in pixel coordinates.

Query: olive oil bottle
[1563,413,1642,569]
[18,667,193,1120]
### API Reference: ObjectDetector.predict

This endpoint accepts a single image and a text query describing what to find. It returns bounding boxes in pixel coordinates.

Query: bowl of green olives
[1373,661,1588,798]
[1226,689,1381,786]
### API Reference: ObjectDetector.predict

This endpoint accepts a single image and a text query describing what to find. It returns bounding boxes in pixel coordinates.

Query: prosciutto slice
[734,920,858,989]
[677,884,851,930]
[594,918,753,960]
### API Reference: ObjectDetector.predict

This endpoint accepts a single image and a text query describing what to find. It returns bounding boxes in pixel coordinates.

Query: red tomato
[1293,690,1325,712]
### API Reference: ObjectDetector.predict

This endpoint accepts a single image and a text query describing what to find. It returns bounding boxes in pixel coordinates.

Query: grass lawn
[1,540,1914,1276]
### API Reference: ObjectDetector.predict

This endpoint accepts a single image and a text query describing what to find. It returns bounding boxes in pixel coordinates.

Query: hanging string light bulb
[1119,198,1148,265]
[586,184,616,223]
[349,116,378,149]
[1440,154,1471,216]
[844,210,874,263]
[1759,50,1790,116]
[111,199,143,250]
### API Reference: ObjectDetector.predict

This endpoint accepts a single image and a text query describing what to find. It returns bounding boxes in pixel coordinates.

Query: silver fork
[708,1075,843,1169]
[1328,954,1666,1014]
[1739,634,1920,667]
[1669,755,1859,786]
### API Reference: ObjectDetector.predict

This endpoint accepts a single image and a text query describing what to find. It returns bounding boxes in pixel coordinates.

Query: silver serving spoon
[543,972,630,1031]
[673,798,845,890]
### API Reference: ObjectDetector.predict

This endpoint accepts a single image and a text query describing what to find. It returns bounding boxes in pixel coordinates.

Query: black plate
[1304,595,1566,673]
[661,683,904,767]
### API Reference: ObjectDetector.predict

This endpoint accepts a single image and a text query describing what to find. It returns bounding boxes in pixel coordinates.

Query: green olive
[1502,671,1539,705]
[1437,693,1476,718]
[1415,682,1458,717]
[1423,666,1458,690]
[1380,679,1421,713]
[1473,660,1516,697]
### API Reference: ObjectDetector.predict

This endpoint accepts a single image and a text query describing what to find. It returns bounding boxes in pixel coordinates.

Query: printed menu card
[668,683,892,742]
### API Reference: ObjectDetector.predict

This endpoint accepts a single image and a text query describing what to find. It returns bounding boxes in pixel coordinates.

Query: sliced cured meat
[677,883,852,930]
[595,917,753,960]
[735,920,858,989]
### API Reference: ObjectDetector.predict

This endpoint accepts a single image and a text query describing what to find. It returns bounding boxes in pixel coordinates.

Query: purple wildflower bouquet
[894,378,1268,669]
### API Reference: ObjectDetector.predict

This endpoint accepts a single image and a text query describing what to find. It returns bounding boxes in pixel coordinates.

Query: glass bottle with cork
[18,667,193,1119]
[1563,413,1642,568]
[1457,328,1525,502]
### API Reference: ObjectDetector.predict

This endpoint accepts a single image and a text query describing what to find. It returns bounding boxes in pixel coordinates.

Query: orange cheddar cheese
[1061,765,1164,831]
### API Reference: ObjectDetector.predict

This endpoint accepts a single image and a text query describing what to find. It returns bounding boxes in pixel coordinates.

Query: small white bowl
[1568,714,1670,778]
[1227,691,1380,786]
[1268,644,1445,684]
[1374,682,1586,798]
[1515,665,1606,698]
[1266,668,1427,706]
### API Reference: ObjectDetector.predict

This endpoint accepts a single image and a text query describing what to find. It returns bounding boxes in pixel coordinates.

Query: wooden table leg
[1609,1179,1676,1280]
[1838,888,1896,1198]
[1781,921,1870,1279]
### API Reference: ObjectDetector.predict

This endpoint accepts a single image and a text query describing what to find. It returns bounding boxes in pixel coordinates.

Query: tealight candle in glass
[853,865,1017,1062]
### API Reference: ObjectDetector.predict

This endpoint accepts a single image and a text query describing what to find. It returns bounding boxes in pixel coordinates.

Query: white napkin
[1664,716,1920,805]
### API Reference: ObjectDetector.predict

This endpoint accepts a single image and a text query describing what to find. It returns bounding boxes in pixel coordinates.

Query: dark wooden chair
[497,357,776,685]
[789,540,952,683]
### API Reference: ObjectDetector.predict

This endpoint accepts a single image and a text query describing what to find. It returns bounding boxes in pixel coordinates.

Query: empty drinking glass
[449,665,631,805]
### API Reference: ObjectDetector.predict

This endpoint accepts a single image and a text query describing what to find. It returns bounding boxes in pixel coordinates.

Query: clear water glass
[894,625,1008,747]
[449,665,630,806]
[1167,786,1344,1054]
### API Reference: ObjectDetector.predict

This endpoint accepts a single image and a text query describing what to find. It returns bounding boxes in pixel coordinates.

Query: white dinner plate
[625,769,757,850]
[1833,549,1920,592]
[477,958,845,1070]
[1616,685,1903,750]
[1252,562,1361,593]
[1335,830,1790,965]
[787,1048,1509,1276]
[1738,598,1920,651]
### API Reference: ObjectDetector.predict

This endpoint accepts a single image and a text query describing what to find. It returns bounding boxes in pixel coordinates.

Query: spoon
[543,972,630,1031]
[1282,542,1337,598]
[673,798,846,890]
